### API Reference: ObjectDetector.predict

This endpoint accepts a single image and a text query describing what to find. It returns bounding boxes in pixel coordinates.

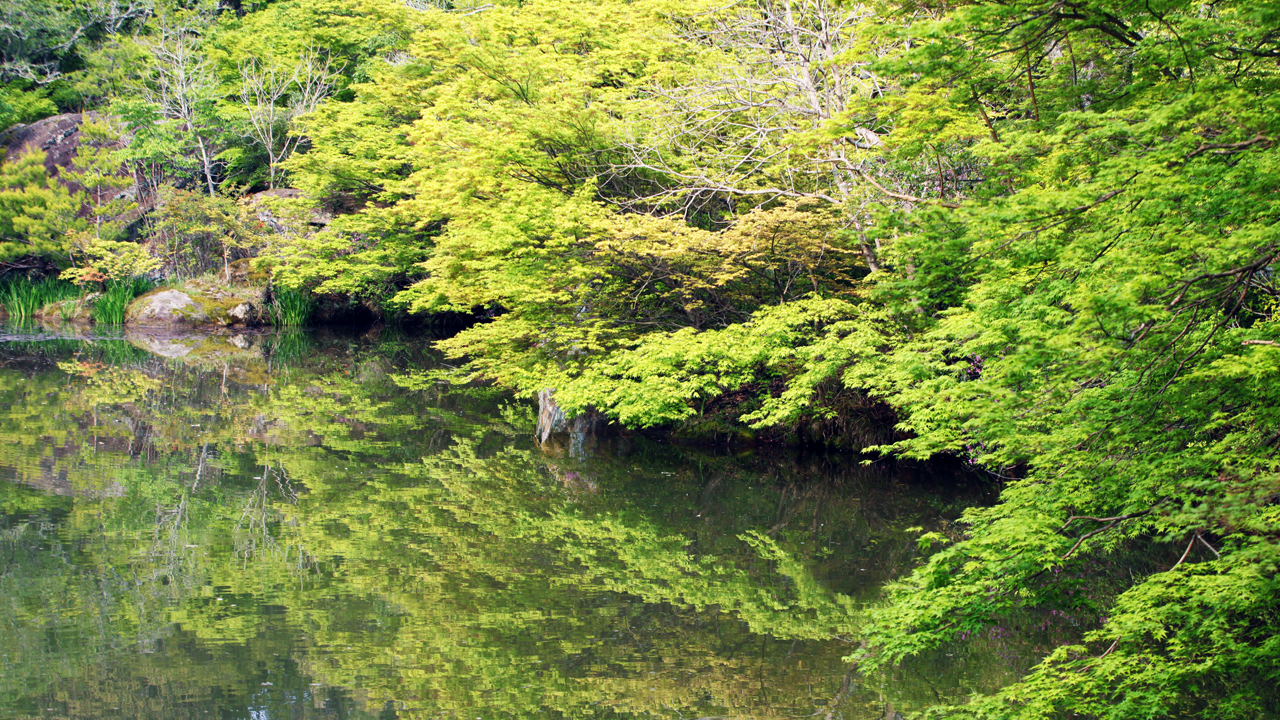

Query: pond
[0,327,1049,720]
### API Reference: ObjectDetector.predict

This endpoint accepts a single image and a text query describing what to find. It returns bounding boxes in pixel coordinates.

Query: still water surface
[0,328,1037,720]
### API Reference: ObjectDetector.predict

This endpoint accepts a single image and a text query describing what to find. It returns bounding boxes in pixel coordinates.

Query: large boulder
[1,112,152,222]
[1,113,92,177]
[245,188,334,232]
[126,289,209,325]
[126,280,266,328]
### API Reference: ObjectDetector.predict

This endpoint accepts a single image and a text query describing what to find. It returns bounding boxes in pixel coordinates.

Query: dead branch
[1196,533,1221,559]
[239,46,340,188]
[854,168,961,208]
[1164,253,1276,309]
[138,19,221,195]
[613,0,887,215]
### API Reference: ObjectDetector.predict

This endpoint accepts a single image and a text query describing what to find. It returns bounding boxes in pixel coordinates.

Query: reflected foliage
[0,329,1007,719]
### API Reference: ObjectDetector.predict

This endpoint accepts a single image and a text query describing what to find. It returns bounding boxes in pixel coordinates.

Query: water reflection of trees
[0,332,1000,719]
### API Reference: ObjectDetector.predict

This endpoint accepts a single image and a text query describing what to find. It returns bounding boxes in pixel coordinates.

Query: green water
[0,328,1040,720]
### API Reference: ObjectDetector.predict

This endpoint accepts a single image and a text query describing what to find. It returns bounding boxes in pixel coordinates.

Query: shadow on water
[0,323,1050,720]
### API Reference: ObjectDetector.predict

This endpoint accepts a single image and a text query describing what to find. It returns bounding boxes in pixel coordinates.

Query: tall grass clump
[0,276,81,322]
[268,286,314,327]
[92,277,155,325]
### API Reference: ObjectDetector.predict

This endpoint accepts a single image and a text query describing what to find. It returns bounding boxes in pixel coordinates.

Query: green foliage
[91,276,154,325]
[267,284,313,326]
[534,296,875,429]
[0,0,1272,715]
[0,0,96,83]
[208,0,416,88]
[0,148,81,264]
[146,186,270,278]
[60,118,135,238]
[66,38,151,108]
[827,1,1280,718]
[0,81,56,129]
[284,0,1280,716]
[272,0,701,308]
[62,232,162,286]
[0,275,79,321]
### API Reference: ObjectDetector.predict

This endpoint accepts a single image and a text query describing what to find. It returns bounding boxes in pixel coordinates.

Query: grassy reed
[268,286,314,327]
[0,277,81,322]
[92,277,155,325]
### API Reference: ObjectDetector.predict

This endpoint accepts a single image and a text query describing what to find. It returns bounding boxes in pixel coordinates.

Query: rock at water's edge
[125,279,267,328]
[536,389,614,457]
[125,289,209,325]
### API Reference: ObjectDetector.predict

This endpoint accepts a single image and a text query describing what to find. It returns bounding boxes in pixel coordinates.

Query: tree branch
[1059,510,1149,560]
[1187,133,1273,159]
[853,168,961,208]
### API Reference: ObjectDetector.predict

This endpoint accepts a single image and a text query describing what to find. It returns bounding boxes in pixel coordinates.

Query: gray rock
[245,187,334,230]
[126,289,209,325]
[227,302,255,325]
[2,113,153,222]
[125,280,266,328]
[536,388,613,458]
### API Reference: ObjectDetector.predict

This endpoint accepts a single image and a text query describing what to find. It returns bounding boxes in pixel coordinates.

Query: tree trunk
[195,135,216,197]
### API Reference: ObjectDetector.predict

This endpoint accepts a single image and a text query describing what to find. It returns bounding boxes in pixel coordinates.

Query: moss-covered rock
[126,288,208,325]
[125,276,267,327]
[37,294,98,324]
[226,257,270,285]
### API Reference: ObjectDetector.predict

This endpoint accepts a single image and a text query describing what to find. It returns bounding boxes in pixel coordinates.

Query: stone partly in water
[36,293,100,324]
[227,302,254,324]
[125,280,265,327]
[125,289,210,325]
[535,388,615,458]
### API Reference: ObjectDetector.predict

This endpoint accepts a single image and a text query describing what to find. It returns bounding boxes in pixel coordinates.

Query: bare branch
[1097,636,1122,659]
[853,167,962,209]
[616,0,888,221]
[1170,531,1198,571]
[239,46,341,188]
[1197,533,1221,558]
[138,18,221,195]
